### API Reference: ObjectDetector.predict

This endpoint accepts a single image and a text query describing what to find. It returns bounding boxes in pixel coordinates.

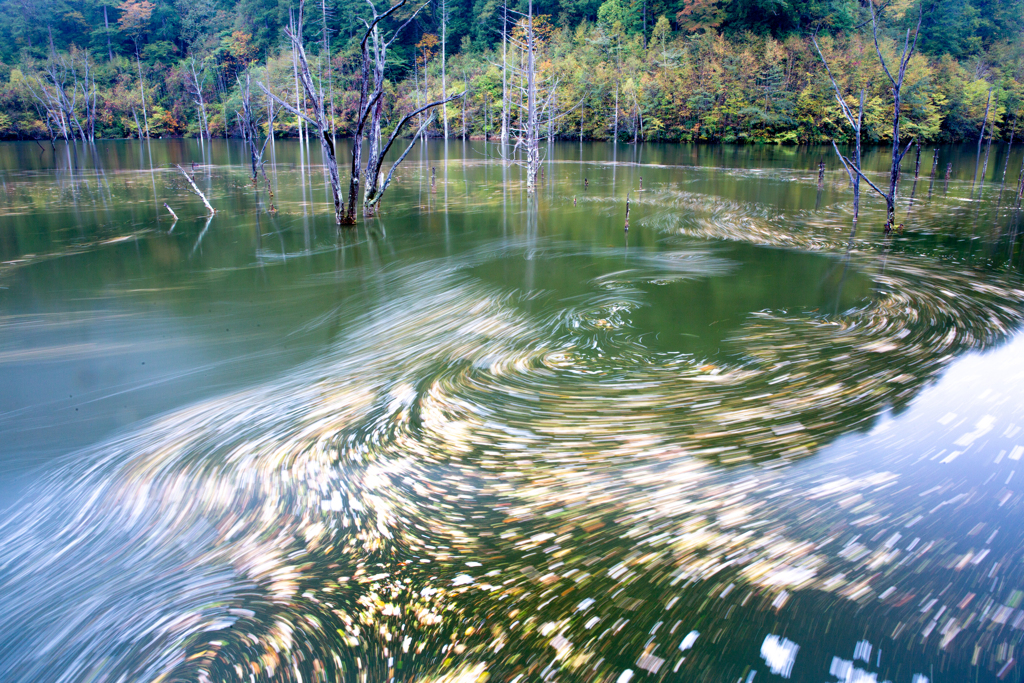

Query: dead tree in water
[360,0,434,214]
[814,4,925,235]
[238,72,274,190]
[358,0,467,214]
[978,88,992,155]
[869,1,925,229]
[363,95,463,213]
[29,47,90,142]
[259,0,346,225]
[813,36,867,246]
[186,56,211,140]
[500,1,510,145]
[504,1,558,192]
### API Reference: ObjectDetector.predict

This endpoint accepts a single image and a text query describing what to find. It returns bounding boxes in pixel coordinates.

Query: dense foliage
[0,0,1021,143]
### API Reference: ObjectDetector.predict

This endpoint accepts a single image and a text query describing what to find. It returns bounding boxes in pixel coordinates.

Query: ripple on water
[2,201,1024,682]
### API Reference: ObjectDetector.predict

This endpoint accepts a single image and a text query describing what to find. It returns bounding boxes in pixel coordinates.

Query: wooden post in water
[928,149,939,197]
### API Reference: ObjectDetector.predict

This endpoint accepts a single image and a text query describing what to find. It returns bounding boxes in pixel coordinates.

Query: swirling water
[2,140,1024,682]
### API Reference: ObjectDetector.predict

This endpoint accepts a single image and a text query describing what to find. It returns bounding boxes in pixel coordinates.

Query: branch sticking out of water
[175,164,215,215]
[163,203,178,220]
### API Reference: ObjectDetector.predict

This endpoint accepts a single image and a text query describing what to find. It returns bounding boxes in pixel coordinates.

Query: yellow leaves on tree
[417,34,438,66]
[511,14,553,46]
[229,31,256,67]
[117,0,154,40]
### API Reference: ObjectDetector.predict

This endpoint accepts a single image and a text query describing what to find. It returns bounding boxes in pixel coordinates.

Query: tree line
[0,0,1021,146]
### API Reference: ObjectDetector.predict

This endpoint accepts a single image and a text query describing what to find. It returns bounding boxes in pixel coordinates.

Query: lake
[1,138,1023,682]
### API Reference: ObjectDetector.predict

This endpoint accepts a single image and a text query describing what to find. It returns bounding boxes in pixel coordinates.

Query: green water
[1,139,1023,682]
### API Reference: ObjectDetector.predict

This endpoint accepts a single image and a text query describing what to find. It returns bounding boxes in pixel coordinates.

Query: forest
[0,0,1021,145]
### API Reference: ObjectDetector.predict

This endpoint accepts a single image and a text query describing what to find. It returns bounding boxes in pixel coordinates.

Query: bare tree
[102,4,114,61]
[978,88,992,154]
[186,56,211,140]
[440,0,449,140]
[500,2,541,191]
[462,67,469,139]
[361,0,456,215]
[503,2,579,192]
[28,45,90,143]
[813,36,866,245]
[78,51,98,141]
[289,9,306,147]
[500,1,509,145]
[321,0,337,139]
[869,1,925,229]
[260,0,345,224]
[1002,117,1016,183]
[239,72,274,185]
[260,0,455,224]
[342,0,417,223]
[364,95,463,212]
[118,0,155,138]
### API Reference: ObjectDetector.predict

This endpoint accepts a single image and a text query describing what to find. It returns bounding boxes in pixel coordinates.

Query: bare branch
[371,114,435,207]
[869,0,898,89]
[377,91,465,168]
[257,84,317,126]
[812,34,858,129]
[360,0,408,52]
[385,0,429,49]
[831,141,888,199]
[896,137,916,164]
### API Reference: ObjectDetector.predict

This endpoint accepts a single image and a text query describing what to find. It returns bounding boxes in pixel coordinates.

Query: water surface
[1,139,1024,682]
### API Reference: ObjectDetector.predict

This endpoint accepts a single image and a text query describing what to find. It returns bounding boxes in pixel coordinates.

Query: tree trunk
[613,83,619,142]
[500,3,509,145]
[291,11,304,146]
[525,0,539,193]
[263,1,345,225]
[135,48,150,138]
[871,3,925,230]
[322,0,336,142]
[852,88,863,245]
[1002,119,1016,183]
[441,0,448,140]
[978,88,992,154]
[104,7,113,62]
[363,28,387,206]
[886,88,901,228]
[176,164,216,214]
[189,58,210,140]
